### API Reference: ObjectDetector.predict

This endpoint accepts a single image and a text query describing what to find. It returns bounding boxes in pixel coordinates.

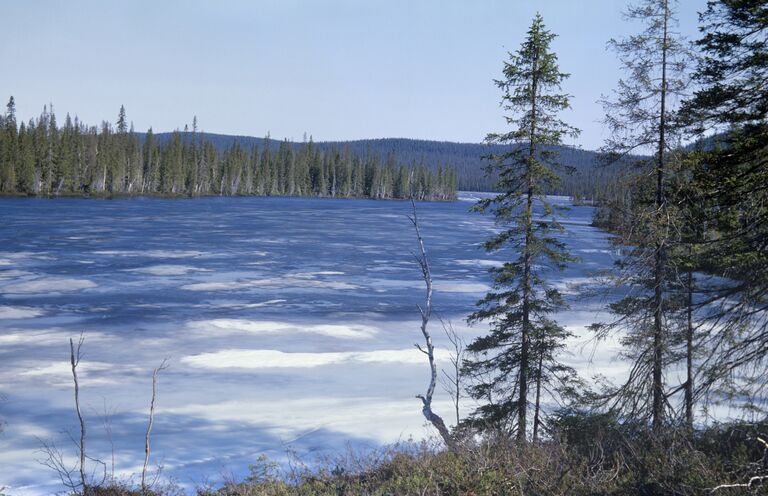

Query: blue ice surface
[0,193,614,494]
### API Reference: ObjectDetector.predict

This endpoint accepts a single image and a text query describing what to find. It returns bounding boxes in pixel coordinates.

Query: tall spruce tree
[592,0,691,430]
[462,14,581,443]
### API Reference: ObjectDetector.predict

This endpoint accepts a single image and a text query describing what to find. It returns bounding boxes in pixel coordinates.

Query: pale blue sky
[1,0,706,150]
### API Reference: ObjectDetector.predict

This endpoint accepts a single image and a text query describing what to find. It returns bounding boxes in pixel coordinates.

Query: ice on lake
[0,194,620,494]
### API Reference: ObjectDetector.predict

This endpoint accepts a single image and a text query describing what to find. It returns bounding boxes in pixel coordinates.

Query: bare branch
[70,333,88,494]
[142,357,170,494]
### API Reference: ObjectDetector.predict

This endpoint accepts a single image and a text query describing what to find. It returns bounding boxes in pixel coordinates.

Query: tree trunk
[143,359,168,493]
[652,0,669,432]
[532,353,544,441]
[518,46,539,444]
[685,264,694,429]
[70,336,88,495]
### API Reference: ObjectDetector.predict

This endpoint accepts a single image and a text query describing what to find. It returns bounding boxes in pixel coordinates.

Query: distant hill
[147,132,624,199]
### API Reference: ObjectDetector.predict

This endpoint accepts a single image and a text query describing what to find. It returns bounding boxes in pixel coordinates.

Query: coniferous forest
[142,133,626,199]
[0,102,457,201]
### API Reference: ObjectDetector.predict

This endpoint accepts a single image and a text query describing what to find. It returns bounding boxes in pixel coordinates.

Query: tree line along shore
[0,102,457,201]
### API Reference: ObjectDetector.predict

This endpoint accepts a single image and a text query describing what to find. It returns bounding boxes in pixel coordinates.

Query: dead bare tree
[142,358,170,494]
[70,333,89,495]
[39,335,109,494]
[409,198,458,451]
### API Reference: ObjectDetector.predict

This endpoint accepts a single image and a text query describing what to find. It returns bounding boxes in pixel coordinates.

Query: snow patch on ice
[181,275,358,292]
[457,191,496,202]
[194,299,287,309]
[295,271,345,277]
[187,319,377,339]
[0,270,33,280]
[0,306,45,319]
[126,265,211,276]
[550,277,594,294]
[433,282,490,293]
[162,395,456,444]
[1,277,97,294]
[94,250,205,258]
[454,259,503,268]
[0,251,49,261]
[16,361,118,387]
[0,330,108,347]
[181,347,451,369]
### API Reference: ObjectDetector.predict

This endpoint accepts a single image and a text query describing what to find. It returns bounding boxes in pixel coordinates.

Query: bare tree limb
[37,437,79,493]
[142,358,170,494]
[439,319,465,427]
[710,476,768,493]
[70,333,88,495]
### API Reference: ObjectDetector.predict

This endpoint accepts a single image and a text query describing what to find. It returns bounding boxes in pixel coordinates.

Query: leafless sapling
[142,358,170,494]
[70,333,89,494]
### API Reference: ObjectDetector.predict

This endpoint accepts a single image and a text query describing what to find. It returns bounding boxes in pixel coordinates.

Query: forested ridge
[0,102,457,200]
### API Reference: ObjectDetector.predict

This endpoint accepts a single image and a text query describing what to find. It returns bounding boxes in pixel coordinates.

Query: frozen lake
[0,193,620,494]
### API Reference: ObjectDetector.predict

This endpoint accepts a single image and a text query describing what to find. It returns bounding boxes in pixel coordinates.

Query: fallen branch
[710,475,768,493]
[710,436,768,493]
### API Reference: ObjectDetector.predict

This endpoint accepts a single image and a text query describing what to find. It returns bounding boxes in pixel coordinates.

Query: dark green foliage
[192,420,766,496]
[684,0,767,127]
[0,101,456,201]
[676,0,768,409]
[463,14,581,442]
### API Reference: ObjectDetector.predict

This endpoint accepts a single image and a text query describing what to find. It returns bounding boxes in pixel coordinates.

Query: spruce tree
[2,96,18,193]
[678,0,768,411]
[17,122,35,194]
[592,0,691,430]
[462,14,580,442]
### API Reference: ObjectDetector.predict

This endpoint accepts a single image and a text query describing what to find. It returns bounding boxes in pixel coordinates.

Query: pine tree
[462,14,581,442]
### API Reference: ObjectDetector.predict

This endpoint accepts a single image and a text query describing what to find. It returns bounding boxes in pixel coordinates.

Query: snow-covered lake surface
[0,193,621,494]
